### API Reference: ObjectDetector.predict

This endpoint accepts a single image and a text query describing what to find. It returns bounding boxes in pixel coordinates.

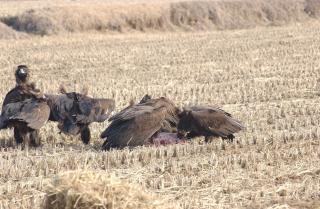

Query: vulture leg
[14,127,23,144]
[80,126,91,144]
[22,133,29,148]
[204,136,215,143]
[102,140,112,151]
[29,130,41,147]
[227,134,235,142]
[221,134,234,143]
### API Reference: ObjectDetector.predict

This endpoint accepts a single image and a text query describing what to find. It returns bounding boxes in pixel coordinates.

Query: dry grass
[1,1,320,209]
[43,170,176,209]
[1,0,320,36]
[0,22,25,39]
[305,0,320,17]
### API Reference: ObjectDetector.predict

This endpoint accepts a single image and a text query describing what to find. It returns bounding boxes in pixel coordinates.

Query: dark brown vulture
[177,106,245,142]
[100,95,182,150]
[46,87,115,144]
[0,65,50,146]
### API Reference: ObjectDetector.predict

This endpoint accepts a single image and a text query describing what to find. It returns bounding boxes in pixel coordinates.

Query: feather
[101,106,167,149]
[178,106,244,140]
[1,99,50,130]
[101,96,180,149]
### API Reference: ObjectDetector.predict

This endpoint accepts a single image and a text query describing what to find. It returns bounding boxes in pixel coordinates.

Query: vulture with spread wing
[46,86,115,144]
[100,95,181,150]
[177,106,244,142]
[0,65,50,146]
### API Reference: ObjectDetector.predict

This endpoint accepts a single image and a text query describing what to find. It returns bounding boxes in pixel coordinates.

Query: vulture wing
[1,99,50,130]
[179,106,244,138]
[101,106,167,149]
[140,97,180,127]
[2,88,24,108]
[46,93,115,136]
[109,104,155,123]
[77,97,115,124]
[46,94,74,122]
[189,106,232,117]
[108,95,155,122]
[102,96,179,149]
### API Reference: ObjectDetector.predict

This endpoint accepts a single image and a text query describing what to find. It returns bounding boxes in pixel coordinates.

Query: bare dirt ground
[0,0,320,209]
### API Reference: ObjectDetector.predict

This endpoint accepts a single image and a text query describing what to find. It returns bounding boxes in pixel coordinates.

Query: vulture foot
[80,126,91,144]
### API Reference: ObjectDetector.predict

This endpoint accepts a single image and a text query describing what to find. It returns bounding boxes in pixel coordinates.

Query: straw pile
[42,170,177,209]
[0,22,25,39]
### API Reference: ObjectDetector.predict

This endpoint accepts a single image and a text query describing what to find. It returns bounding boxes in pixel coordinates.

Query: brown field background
[1,0,320,209]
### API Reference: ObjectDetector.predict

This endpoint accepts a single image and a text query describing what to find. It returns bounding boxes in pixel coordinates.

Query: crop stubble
[0,9,320,209]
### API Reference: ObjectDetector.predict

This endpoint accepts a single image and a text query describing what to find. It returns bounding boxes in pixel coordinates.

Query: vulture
[0,65,50,146]
[177,106,245,142]
[100,95,182,150]
[46,86,115,144]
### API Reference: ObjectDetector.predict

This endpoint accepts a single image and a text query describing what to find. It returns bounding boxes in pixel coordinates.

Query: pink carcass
[150,132,186,146]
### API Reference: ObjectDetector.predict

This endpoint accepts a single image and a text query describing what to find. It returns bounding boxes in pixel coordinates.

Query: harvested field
[0,0,320,209]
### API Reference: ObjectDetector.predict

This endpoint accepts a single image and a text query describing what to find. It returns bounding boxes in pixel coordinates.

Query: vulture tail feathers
[222,117,245,137]
[228,117,245,131]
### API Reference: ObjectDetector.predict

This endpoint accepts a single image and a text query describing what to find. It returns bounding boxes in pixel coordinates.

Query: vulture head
[15,65,30,85]
[177,108,192,138]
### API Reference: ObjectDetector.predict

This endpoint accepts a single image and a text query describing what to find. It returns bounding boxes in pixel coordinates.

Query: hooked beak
[18,68,27,76]
[19,68,26,73]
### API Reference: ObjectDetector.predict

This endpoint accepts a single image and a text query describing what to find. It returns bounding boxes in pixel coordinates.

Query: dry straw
[0,22,25,39]
[1,0,320,36]
[42,170,177,209]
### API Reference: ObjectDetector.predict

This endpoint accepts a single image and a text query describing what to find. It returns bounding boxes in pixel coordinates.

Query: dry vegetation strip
[0,0,320,36]
[0,2,320,208]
